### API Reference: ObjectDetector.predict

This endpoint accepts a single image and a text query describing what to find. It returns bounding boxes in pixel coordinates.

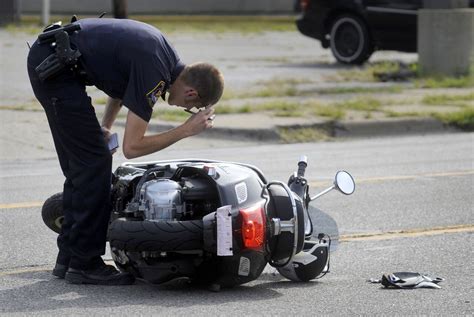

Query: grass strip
[316,86,403,95]
[333,97,382,111]
[432,107,474,131]
[416,76,474,89]
[333,61,473,89]
[422,93,474,106]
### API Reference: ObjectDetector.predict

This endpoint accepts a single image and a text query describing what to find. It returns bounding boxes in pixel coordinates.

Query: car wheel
[329,14,373,65]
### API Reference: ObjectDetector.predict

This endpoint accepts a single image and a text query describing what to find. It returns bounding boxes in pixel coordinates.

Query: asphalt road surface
[0,132,472,315]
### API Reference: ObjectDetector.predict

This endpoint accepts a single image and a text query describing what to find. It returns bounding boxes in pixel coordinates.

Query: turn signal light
[240,204,266,250]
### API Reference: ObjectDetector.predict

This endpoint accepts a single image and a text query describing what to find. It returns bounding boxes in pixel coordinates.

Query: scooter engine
[139,179,185,220]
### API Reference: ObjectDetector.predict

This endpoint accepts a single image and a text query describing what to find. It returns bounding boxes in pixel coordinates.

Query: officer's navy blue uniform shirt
[70,18,184,122]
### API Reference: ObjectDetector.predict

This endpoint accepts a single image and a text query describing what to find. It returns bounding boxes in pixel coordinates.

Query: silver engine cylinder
[139,179,184,220]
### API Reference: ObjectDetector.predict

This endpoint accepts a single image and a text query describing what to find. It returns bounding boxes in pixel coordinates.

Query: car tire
[41,192,64,234]
[329,14,373,65]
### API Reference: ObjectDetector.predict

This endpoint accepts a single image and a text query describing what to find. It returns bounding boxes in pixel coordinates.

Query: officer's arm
[101,97,122,130]
[123,108,214,159]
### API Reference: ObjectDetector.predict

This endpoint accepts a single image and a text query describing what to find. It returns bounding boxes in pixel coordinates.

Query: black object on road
[369,272,444,289]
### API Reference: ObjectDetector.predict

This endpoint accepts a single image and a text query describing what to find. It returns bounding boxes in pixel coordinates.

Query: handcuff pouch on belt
[35,23,83,82]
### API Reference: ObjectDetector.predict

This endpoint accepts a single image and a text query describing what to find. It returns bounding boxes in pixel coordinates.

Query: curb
[116,117,460,143]
[332,118,457,138]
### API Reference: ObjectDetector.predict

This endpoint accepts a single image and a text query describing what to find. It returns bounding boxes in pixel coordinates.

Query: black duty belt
[35,23,84,83]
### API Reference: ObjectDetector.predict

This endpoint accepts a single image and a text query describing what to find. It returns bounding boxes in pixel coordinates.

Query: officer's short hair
[181,62,224,106]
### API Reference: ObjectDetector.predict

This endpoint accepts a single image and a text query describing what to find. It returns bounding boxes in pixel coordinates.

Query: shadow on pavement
[0,270,282,314]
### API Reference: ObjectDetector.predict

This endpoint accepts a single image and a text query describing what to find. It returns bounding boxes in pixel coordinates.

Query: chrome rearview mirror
[335,171,355,195]
[310,171,355,201]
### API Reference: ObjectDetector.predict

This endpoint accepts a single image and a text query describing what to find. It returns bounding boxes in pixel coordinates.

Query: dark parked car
[295,0,473,64]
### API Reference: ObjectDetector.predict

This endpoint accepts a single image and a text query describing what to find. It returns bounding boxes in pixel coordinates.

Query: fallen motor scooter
[42,156,355,289]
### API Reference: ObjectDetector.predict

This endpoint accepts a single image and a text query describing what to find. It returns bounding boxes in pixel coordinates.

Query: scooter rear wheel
[41,192,64,234]
[108,218,203,252]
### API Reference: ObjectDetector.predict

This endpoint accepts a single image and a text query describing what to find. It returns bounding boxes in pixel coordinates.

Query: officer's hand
[183,107,215,137]
[101,126,117,155]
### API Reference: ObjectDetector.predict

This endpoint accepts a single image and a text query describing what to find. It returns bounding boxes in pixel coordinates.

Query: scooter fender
[202,210,268,286]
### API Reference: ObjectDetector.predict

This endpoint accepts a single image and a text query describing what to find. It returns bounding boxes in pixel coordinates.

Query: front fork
[288,157,313,237]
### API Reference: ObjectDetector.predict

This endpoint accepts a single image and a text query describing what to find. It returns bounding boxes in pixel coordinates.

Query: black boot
[65,259,135,285]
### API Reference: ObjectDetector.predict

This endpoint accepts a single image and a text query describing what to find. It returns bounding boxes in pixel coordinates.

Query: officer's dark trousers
[27,41,112,269]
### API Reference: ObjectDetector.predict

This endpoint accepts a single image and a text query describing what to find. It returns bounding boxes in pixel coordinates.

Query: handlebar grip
[297,156,307,177]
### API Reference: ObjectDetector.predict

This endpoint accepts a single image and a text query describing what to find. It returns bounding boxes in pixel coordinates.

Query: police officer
[27,18,224,285]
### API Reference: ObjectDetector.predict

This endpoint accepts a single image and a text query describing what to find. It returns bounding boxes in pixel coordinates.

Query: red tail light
[300,0,310,11]
[240,203,266,250]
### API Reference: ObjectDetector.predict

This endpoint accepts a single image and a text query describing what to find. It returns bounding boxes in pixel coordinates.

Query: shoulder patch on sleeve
[146,81,166,108]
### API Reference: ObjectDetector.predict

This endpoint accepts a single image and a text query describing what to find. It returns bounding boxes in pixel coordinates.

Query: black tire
[267,183,305,264]
[109,218,203,252]
[329,14,373,65]
[41,192,64,234]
